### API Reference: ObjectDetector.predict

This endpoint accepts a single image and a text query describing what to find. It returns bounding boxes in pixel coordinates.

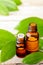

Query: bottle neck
[28,26,37,33]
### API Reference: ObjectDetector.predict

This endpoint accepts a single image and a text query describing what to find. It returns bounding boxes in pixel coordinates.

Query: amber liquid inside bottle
[16,34,26,58]
[25,23,39,54]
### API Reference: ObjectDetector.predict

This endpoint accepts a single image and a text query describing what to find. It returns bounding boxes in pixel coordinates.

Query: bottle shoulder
[26,32,39,37]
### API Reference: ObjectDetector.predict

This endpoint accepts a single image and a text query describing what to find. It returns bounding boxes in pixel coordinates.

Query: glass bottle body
[25,23,39,54]
[16,34,26,58]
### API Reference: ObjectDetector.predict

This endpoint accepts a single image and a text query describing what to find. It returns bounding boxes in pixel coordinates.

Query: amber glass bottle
[25,23,39,54]
[16,33,26,58]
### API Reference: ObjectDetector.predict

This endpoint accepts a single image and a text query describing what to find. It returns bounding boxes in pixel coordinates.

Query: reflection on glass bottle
[25,23,39,54]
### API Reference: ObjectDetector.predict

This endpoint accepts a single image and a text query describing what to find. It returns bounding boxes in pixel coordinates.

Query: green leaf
[13,0,21,5]
[0,0,18,15]
[15,17,43,37]
[0,0,22,15]
[0,50,1,63]
[0,29,16,62]
[22,52,43,64]
[0,2,9,15]
[0,0,18,11]
[39,39,43,50]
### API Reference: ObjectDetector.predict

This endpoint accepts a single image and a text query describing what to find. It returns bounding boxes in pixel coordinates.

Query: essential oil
[16,33,26,58]
[25,23,39,54]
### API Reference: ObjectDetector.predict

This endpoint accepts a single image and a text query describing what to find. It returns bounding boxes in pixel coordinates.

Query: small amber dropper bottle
[25,23,39,54]
[16,33,26,58]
